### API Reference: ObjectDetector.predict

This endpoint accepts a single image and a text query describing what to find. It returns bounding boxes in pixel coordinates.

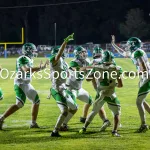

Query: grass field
[0,57,150,150]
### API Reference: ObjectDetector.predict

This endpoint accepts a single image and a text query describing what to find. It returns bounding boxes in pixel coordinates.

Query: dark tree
[119,8,150,39]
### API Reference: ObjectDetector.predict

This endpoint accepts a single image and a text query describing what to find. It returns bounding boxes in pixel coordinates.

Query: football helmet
[102,50,114,63]
[22,43,37,58]
[93,46,103,59]
[51,46,65,58]
[126,37,142,52]
[74,46,87,60]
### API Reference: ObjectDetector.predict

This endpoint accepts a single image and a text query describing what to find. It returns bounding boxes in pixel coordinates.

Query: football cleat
[0,119,4,130]
[79,127,86,134]
[51,131,61,137]
[136,124,149,133]
[80,117,86,123]
[99,120,111,132]
[60,124,69,131]
[112,131,121,137]
[30,123,40,128]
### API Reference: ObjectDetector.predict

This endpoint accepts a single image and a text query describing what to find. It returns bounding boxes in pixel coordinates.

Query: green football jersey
[66,58,91,90]
[92,64,122,91]
[14,55,33,84]
[50,56,69,90]
[131,49,149,72]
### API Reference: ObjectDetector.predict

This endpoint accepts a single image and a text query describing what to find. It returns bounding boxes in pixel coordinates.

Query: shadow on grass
[0,128,114,144]
[0,125,145,144]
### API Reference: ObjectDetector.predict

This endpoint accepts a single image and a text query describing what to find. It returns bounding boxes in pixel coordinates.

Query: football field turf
[0,57,150,150]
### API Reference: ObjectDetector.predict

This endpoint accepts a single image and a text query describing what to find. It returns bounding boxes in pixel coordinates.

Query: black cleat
[30,123,40,128]
[60,124,69,131]
[51,131,61,137]
[136,124,149,133]
[0,119,4,130]
[112,131,121,137]
[80,117,86,123]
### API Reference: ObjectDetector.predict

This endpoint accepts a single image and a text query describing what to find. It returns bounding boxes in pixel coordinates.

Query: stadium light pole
[54,23,57,46]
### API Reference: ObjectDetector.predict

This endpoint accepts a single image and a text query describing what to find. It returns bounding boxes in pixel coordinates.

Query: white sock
[54,114,66,132]
[31,120,36,125]
[0,116,5,121]
[63,112,74,125]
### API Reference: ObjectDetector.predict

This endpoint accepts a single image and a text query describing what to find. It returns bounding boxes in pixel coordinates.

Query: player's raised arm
[111,35,129,57]
[52,33,74,65]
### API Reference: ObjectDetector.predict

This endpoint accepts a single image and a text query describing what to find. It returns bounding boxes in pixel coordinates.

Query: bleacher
[1,42,150,58]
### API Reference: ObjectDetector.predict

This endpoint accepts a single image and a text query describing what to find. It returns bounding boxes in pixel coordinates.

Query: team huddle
[0,33,150,137]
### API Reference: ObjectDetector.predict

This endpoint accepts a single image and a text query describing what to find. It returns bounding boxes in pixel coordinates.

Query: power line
[0,0,100,9]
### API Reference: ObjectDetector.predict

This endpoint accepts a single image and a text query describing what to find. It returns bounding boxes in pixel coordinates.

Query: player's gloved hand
[64,33,74,43]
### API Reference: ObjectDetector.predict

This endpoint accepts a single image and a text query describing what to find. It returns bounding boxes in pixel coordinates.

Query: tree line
[0,0,150,46]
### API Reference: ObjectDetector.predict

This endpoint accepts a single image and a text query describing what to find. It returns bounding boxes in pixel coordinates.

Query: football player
[66,46,93,124]
[91,46,111,131]
[111,35,150,132]
[0,43,48,130]
[79,50,123,137]
[49,33,78,137]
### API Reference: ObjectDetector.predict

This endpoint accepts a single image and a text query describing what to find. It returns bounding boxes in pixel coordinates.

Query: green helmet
[74,46,87,60]
[126,37,142,52]
[22,43,37,58]
[51,46,65,58]
[93,46,103,59]
[102,50,114,63]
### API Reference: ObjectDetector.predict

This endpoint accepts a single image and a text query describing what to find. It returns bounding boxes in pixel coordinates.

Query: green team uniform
[14,55,40,105]
[66,58,92,104]
[126,37,150,132]
[50,55,77,109]
[91,64,122,115]
[131,49,150,96]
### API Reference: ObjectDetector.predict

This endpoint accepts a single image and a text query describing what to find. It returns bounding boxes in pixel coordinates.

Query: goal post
[0,28,24,58]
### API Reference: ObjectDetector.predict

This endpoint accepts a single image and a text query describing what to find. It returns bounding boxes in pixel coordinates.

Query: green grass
[0,57,150,150]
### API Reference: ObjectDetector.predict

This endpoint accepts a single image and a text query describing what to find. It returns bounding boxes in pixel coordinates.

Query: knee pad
[16,101,24,108]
